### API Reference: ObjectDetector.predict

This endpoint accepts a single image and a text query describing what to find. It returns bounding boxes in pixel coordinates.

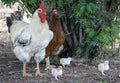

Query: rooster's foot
[35,68,44,76]
[23,73,32,77]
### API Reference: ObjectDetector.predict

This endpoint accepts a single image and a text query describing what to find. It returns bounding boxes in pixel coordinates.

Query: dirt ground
[0,3,120,83]
[0,41,120,83]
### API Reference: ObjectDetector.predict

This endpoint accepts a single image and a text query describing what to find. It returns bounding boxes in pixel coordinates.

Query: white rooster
[6,3,53,77]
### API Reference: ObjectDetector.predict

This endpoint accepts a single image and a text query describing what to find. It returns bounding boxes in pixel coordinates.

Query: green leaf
[85,28,95,38]
[86,3,97,14]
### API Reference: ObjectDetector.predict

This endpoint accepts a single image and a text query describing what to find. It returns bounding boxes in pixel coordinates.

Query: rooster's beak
[44,12,46,16]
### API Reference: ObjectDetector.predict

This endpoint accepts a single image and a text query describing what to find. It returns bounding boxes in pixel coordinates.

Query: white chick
[98,60,109,75]
[60,57,72,68]
[51,66,63,80]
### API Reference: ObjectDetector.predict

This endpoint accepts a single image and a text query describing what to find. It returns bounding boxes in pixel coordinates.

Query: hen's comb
[39,3,46,12]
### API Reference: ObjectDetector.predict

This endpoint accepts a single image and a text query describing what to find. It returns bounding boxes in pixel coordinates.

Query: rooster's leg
[23,63,32,77]
[45,57,56,70]
[35,62,44,76]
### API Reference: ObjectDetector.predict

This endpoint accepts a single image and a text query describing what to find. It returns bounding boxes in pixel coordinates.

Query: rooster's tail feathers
[6,17,13,33]
[6,11,22,33]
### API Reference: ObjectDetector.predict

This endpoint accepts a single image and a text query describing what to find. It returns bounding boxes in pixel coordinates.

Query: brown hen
[45,8,67,69]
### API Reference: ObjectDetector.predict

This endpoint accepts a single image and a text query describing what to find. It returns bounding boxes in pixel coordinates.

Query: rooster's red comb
[39,3,46,12]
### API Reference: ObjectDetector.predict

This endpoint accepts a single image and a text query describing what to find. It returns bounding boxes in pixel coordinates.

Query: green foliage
[2,0,17,6]
[71,1,120,57]
[103,48,115,55]
[50,56,59,64]
[2,0,120,58]
[74,45,82,56]
[96,27,111,45]
[86,3,97,14]
[85,28,95,38]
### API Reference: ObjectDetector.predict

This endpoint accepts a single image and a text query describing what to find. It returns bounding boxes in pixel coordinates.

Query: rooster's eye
[39,9,42,13]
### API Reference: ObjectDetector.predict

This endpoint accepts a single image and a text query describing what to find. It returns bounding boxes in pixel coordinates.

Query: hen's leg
[23,63,32,77]
[35,62,44,76]
[45,57,56,70]
[45,45,64,70]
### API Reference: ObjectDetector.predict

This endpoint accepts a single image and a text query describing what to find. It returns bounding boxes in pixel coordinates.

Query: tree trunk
[62,18,73,49]
[79,28,82,44]
[70,22,78,47]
